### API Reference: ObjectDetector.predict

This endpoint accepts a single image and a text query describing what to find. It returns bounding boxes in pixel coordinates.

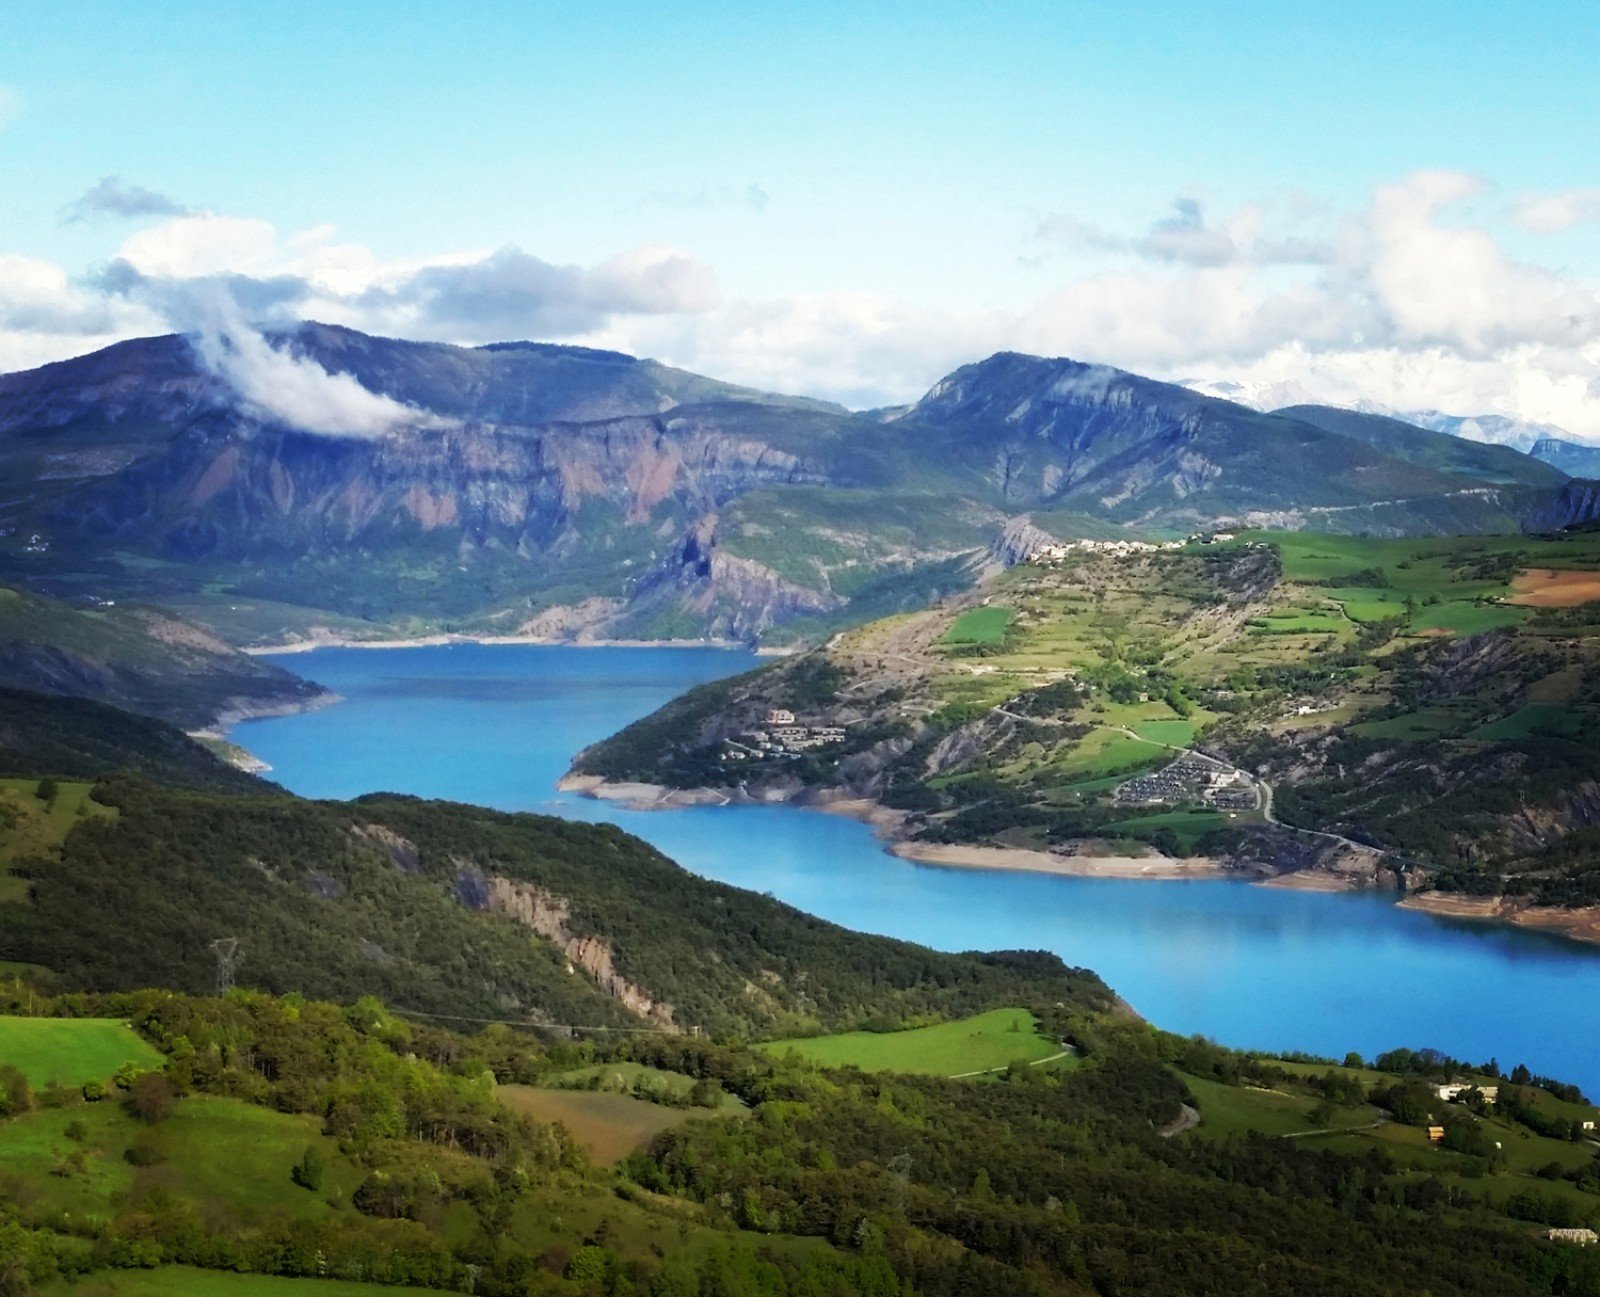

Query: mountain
[570,528,1600,924]
[3,327,1596,647]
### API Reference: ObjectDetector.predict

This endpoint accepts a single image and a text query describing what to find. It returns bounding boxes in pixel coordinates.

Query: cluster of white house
[721,708,849,762]
[1027,532,1239,565]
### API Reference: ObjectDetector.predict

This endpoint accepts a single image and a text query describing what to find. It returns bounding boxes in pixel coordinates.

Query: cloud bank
[3,170,1599,440]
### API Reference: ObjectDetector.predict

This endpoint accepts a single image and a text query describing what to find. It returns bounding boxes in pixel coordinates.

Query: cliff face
[484,875,677,1029]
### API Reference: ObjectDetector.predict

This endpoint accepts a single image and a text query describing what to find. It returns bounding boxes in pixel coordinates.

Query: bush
[125,1132,167,1166]
[291,1145,326,1191]
[124,1072,175,1123]
[35,777,57,802]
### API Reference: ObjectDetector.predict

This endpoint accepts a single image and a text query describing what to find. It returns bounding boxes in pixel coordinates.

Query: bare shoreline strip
[243,633,753,656]
[559,775,1235,882]
[1399,892,1600,947]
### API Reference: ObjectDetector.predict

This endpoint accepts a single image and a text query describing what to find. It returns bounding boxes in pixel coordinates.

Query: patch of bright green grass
[759,1007,1065,1077]
[1054,728,1165,779]
[1321,587,1406,623]
[1131,718,1196,747]
[0,1016,162,1087]
[1109,810,1232,851]
[1181,1073,1382,1140]
[1407,602,1528,636]
[144,1095,358,1219]
[941,605,1015,647]
[0,778,115,868]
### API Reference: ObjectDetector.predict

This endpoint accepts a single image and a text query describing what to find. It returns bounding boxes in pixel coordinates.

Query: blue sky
[2,1,1598,430]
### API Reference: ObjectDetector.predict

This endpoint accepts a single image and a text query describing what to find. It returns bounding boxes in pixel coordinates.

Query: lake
[236,642,1600,1094]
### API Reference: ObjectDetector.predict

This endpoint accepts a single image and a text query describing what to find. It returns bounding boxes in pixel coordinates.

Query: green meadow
[760,1007,1066,1077]
[0,1015,162,1087]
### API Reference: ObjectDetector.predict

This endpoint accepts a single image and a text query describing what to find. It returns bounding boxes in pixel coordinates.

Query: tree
[124,1071,176,1123]
[34,777,57,803]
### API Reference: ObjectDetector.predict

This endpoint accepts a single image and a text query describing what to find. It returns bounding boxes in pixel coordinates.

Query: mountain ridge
[2,327,1595,648]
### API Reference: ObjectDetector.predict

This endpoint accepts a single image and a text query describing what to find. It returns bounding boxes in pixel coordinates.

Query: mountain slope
[0,777,1109,1036]
[0,582,326,727]
[895,354,1553,530]
[0,686,271,792]
[1275,404,1567,487]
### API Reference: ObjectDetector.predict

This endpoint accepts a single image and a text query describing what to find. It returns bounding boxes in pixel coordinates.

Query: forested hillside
[0,772,1107,1036]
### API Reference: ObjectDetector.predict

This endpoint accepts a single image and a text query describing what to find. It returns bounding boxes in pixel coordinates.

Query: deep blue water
[236,643,1600,1094]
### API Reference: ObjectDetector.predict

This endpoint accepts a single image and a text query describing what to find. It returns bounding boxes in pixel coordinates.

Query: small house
[1426,1126,1446,1142]
[765,708,796,726]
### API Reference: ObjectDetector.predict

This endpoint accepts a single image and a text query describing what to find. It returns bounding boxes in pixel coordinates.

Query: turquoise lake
[237,642,1600,1094]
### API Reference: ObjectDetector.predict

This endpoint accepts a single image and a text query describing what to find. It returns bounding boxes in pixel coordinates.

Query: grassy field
[496,1084,714,1164]
[941,605,1014,646]
[1108,810,1232,851]
[760,1007,1066,1077]
[0,1093,362,1222]
[0,1015,163,1086]
[50,1268,425,1296]
[1181,1073,1384,1139]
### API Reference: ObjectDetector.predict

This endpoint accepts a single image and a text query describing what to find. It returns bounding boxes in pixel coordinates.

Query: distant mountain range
[1185,378,1600,479]
[2,325,1597,646]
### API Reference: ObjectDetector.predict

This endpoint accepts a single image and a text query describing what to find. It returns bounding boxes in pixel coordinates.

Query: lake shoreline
[1399,892,1600,947]
[558,774,1259,882]
[242,633,765,656]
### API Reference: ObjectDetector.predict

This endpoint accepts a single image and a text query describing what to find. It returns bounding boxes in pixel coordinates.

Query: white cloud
[4,171,1600,441]
[178,286,443,438]
[1509,187,1600,235]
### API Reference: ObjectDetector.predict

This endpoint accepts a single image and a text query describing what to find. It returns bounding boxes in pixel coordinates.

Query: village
[1026,531,1239,564]
[720,708,850,764]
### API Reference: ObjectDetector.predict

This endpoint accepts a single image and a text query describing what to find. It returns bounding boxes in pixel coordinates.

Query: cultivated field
[496,1084,714,1163]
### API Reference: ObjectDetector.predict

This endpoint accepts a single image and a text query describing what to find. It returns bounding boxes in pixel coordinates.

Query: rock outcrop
[485,876,677,1029]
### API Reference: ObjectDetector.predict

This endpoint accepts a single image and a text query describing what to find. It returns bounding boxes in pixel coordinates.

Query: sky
[2,0,1599,435]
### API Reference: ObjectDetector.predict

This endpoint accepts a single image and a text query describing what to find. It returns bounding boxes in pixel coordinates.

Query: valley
[4,333,1600,1296]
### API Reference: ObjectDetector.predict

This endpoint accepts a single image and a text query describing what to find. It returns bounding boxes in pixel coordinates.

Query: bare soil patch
[1509,568,1600,607]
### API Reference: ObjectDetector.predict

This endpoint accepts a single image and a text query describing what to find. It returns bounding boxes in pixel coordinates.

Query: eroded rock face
[485,877,676,1029]
[352,824,421,873]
